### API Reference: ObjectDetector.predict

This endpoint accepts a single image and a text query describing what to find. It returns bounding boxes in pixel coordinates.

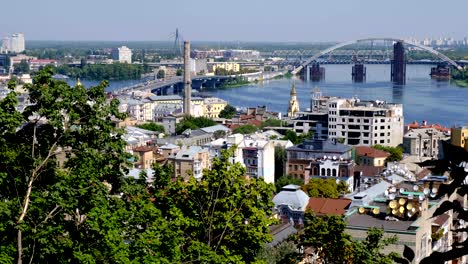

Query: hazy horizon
[1,0,467,42]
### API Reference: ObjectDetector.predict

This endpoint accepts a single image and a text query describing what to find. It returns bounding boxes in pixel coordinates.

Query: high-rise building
[111,46,132,63]
[1,33,25,53]
[10,33,25,53]
[327,98,404,147]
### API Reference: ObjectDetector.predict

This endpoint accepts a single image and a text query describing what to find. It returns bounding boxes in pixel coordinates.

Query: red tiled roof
[133,146,154,152]
[406,121,450,133]
[355,146,390,158]
[307,198,351,216]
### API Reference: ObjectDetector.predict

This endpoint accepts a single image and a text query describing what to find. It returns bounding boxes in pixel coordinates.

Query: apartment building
[451,126,468,151]
[327,98,404,147]
[403,128,450,159]
[237,138,275,183]
[286,139,354,187]
[168,146,210,180]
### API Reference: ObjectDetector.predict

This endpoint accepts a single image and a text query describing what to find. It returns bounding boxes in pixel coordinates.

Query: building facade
[286,139,353,184]
[238,138,275,183]
[112,46,132,63]
[327,98,404,147]
[168,146,210,180]
[403,128,450,159]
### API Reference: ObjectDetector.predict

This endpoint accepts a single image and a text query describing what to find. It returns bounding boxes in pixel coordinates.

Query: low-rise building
[286,139,353,183]
[204,97,227,118]
[403,128,450,159]
[355,145,390,167]
[273,184,310,225]
[132,146,165,169]
[168,146,210,180]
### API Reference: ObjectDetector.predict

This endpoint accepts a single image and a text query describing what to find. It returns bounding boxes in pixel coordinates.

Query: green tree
[151,148,276,263]
[0,67,179,263]
[13,60,30,74]
[297,213,399,264]
[256,241,299,264]
[275,175,304,193]
[302,178,349,198]
[218,104,237,119]
[372,144,403,162]
[274,146,287,182]
[176,68,183,76]
[137,121,165,133]
[353,228,399,264]
[261,118,286,129]
[175,116,217,134]
[282,130,313,145]
[233,124,259,134]
[157,69,165,79]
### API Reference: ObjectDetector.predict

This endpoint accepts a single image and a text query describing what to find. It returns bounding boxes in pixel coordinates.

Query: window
[375,126,378,130]
[363,140,369,144]
[313,167,318,175]
[387,132,390,136]
[332,169,337,176]
[380,133,385,136]
[380,126,385,130]
[380,140,385,143]
[327,168,331,176]
[321,168,325,176]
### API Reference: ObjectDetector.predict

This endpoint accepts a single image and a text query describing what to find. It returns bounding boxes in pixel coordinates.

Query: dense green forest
[54,63,151,80]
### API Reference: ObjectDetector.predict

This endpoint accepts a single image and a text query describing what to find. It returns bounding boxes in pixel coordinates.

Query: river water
[74,64,467,126]
[206,65,468,127]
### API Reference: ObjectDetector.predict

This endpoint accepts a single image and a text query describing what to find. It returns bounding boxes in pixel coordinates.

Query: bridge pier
[352,63,366,82]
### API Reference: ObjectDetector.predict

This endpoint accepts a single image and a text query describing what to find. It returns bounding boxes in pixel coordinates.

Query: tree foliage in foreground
[297,212,399,264]
[0,68,277,263]
[149,148,276,263]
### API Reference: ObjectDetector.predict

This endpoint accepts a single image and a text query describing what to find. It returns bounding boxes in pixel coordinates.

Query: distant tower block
[391,41,406,85]
[183,41,192,115]
[352,63,366,82]
[287,81,300,117]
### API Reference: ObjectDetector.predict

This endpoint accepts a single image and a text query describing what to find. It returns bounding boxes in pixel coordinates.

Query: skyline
[1,0,468,42]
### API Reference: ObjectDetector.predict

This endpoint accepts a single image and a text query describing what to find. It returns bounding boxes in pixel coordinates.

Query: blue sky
[1,0,467,41]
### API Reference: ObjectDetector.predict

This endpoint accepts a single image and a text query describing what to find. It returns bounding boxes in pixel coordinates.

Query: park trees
[302,178,349,198]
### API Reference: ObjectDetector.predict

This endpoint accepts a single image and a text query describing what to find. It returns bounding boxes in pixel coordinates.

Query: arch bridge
[292,37,462,75]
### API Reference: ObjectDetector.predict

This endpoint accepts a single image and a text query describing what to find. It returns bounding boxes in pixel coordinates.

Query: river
[206,65,468,127]
[73,64,467,126]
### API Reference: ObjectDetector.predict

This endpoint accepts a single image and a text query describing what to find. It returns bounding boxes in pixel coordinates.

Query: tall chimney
[183,41,191,115]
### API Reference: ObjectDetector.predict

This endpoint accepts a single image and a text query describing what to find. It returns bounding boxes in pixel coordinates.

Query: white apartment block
[327,98,404,147]
[112,46,132,64]
[237,138,275,184]
[1,33,25,53]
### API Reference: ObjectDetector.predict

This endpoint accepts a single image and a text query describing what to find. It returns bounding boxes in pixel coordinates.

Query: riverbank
[454,79,468,88]
[273,72,293,80]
